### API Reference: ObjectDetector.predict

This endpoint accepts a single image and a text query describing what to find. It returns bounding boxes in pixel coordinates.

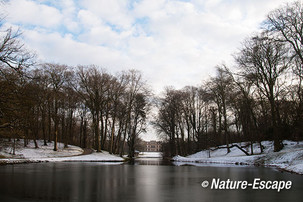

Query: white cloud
[77,9,133,50]
[6,0,63,28]
[77,9,102,28]
[23,29,132,72]
[60,0,79,32]
[3,0,297,141]
[2,0,296,95]
[79,0,134,30]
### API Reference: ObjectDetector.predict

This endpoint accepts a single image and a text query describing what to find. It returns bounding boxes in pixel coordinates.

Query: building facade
[144,141,162,152]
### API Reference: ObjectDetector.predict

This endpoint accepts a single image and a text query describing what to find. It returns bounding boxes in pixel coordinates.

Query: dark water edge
[0,160,302,202]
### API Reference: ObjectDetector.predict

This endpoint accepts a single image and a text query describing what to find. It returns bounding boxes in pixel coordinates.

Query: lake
[0,159,302,202]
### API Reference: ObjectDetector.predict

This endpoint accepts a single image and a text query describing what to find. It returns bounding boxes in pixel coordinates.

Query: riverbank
[0,139,124,164]
[173,140,303,175]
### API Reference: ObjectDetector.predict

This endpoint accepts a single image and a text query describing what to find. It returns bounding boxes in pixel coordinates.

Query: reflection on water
[0,161,302,202]
[131,158,173,166]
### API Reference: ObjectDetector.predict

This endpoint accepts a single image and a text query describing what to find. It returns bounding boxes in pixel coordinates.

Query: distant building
[144,141,162,152]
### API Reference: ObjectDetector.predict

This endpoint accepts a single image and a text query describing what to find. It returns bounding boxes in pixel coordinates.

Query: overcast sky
[2,0,295,94]
[1,0,295,140]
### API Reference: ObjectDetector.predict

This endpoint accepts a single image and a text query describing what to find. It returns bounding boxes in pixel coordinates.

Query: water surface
[0,159,302,202]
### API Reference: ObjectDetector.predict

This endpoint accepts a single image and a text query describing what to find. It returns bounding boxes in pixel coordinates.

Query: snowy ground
[173,140,303,175]
[1,139,302,175]
[138,152,162,158]
[0,139,124,164]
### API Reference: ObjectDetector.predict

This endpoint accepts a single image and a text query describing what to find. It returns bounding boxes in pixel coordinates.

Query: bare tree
[123,70,150,159]
[108,74,127,154]
[43,63,68,151]
[0,26,35,73]
[235,33,290,151]
[77,66,113,152]
[154,87,184,156]
[266,1,303,64]
[0,19,35,130]
[207,66,234,153]
[266,2,303,135]
[225,67,263,154]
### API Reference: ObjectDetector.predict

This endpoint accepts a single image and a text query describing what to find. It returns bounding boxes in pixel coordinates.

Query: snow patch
[173,140,303,175]
[0,139,124,163]
[139,152,162,158]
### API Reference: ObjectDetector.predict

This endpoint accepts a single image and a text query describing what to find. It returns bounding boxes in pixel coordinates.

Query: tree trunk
[269,94,283,152]
[61,112,68,148]
[94,112,101,152]
[54,129,58,151]
[222,99,230,153]
[48,101,52,142]
[13,138,16,155]
[41,108,47,146]
[102,111,109,149]
[24,129,29,147]
[54,101,58,151]
[79,115,83,147]
[68,109,73,147]
[115,125,123,154]
[83,120,87,148]
[110,117,116,154]
[120,123,128,157]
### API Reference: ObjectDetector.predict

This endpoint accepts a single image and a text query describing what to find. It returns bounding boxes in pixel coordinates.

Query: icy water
[0,159,302,202]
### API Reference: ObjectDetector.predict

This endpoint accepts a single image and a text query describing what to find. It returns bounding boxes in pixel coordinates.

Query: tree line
[0,62,150,158]
[1,1,302,158]
[154,1,303,157]
[0,23,150,158]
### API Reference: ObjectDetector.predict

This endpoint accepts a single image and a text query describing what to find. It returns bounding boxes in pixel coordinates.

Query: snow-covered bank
[173,140,303,175]
[0,140,124,164]
[139,152,162,158]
